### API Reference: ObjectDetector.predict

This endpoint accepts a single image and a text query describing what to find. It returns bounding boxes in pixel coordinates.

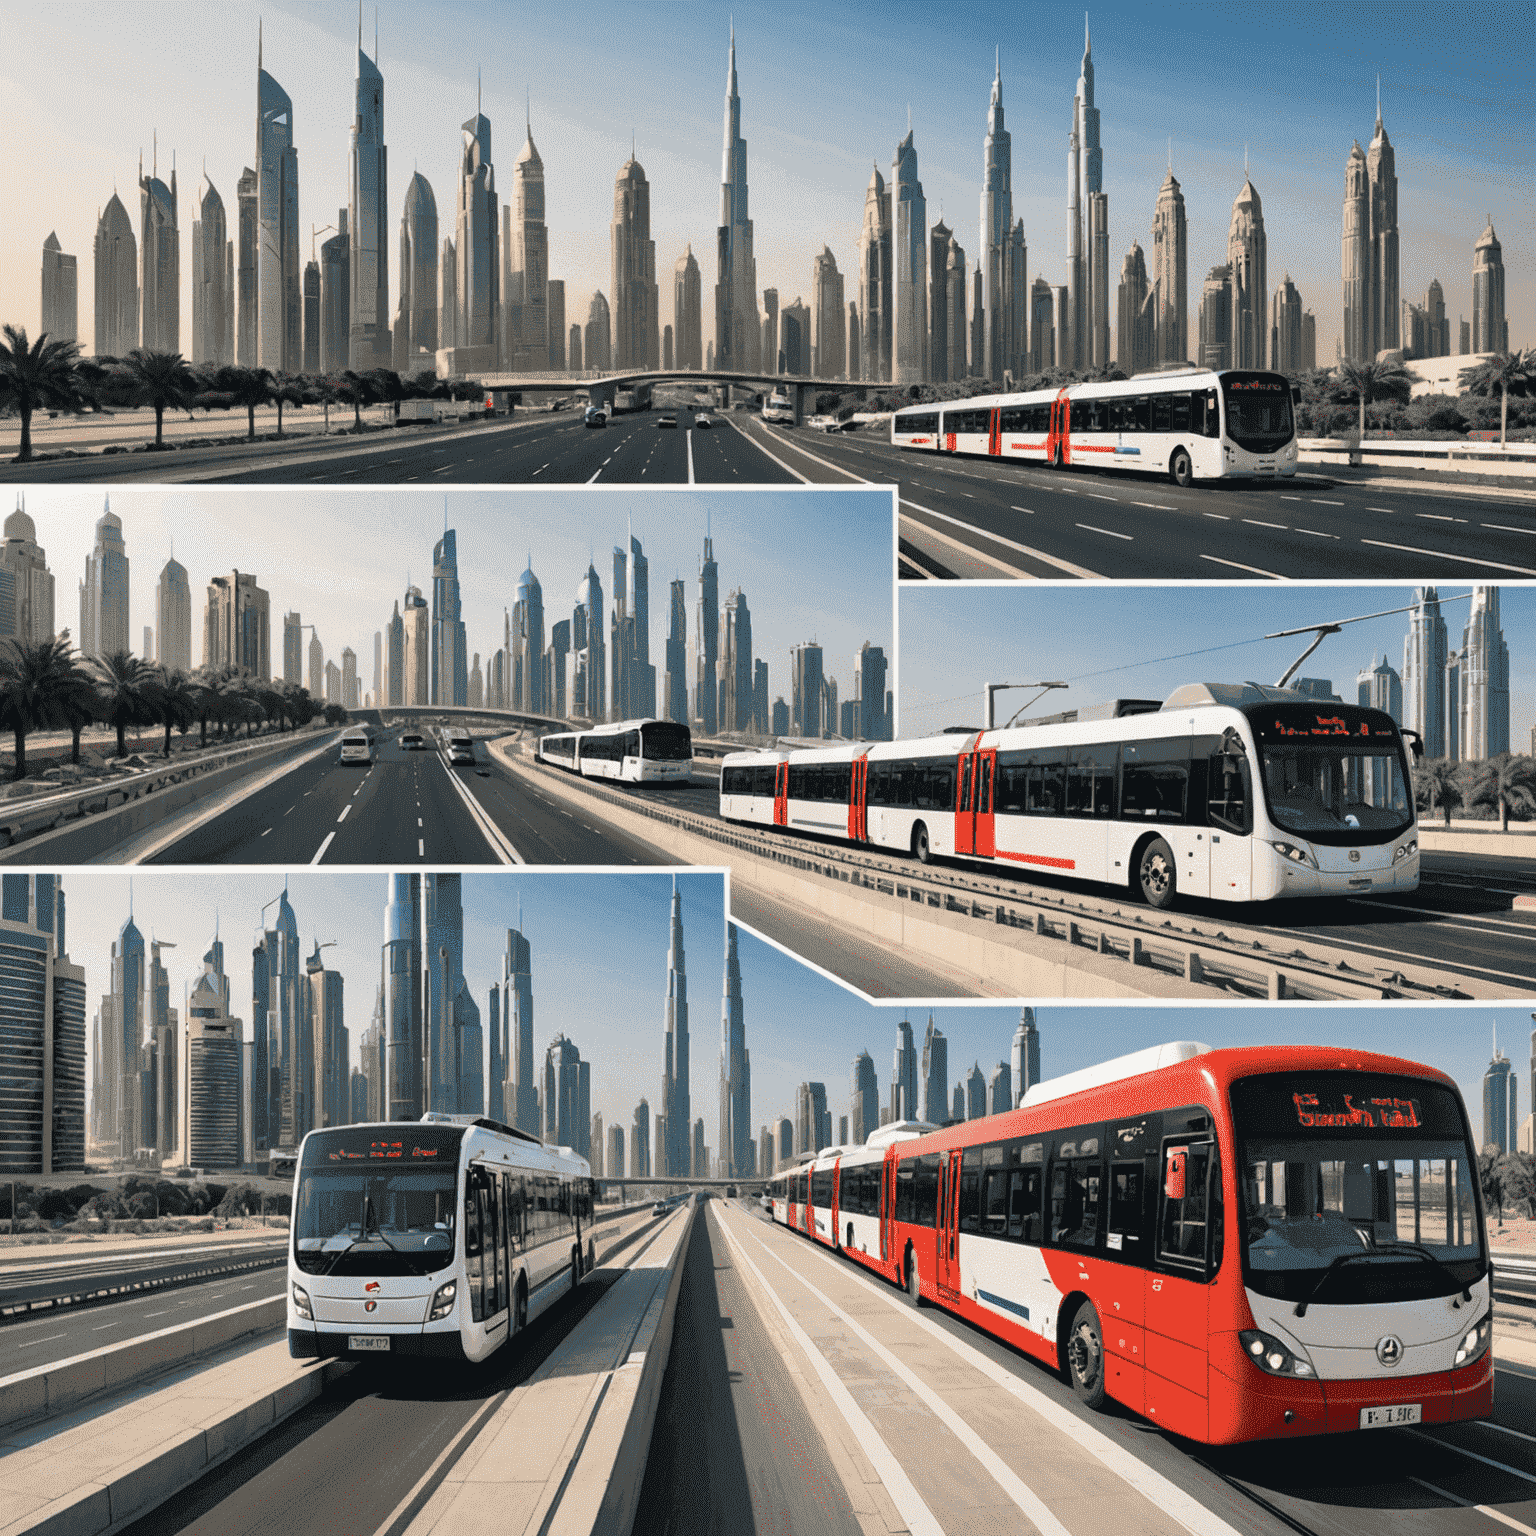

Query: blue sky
[60,870,1524,1159]
[18,486,894,707]
[4,1,1528,362]
[898,584,1535,749]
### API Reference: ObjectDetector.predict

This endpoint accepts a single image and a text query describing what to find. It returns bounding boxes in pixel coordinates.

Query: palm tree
[1413,758,1464,828]
[0,325,84,463]
[337,370,382,431]
[1458,350,1536,448]
[87,651,154,758]
[1331,356,1410,441]
[190,667,221,748]
[0,637,80,780]
[51,649,100,766]
[209,365,274,440]
[151,667,200,757]
[1468,753,1536,833]
[119,348,196,449]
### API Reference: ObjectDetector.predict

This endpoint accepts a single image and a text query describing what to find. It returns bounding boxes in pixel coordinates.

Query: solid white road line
[1405,1430,1536,1486]
[712,1213,945,1536]
[1409,1479,1536,1536]
[686,429,696,485]
[311,831,336,864]
[1199,554,1285,577]
[1483,523,1536,535]
[724,418,810,482]
[1360,539,1536,576]
[435,755,524,864]
[902,499,1104,578]
[1075,523,1132,540]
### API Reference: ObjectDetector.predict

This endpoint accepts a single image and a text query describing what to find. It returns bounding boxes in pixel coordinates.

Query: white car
[338,732,374,766]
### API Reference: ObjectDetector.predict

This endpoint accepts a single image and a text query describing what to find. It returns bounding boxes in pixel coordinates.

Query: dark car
[694,413,712,429]
[583,406,608,428]
[657,415,678,429]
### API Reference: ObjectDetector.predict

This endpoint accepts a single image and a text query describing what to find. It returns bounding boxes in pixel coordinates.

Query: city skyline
[7,488,893,730]
[5,2,1528,375]
[899,584,1535,754]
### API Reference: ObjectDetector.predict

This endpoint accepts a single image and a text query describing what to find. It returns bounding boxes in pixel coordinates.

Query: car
[694,413,712,429]
[400,731,425,750]
[652,1200,668,1216]
[823,417,858,432]
[656,415,678,429]
[338,731,375,766]
[583,407,607,428]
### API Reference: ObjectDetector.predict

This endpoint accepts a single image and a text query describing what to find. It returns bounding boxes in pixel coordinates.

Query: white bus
[762,393,794,424]
[338,730,375,766]
[536,718,693,784]
[287,1115,594,1363]
[891,368,1298,486]
[444,727,476,766]
[719,682,1420,908]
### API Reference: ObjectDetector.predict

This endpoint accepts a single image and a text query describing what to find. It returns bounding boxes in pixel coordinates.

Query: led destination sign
[1291,1092,1422,1130]
[1250,704,1400,743]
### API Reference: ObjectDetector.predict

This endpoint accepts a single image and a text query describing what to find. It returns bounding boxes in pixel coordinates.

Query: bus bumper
[1257,847,1419,901]
[288,1327,466,1361]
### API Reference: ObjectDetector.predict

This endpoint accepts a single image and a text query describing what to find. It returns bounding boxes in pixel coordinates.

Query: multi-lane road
[11,402,1533,581]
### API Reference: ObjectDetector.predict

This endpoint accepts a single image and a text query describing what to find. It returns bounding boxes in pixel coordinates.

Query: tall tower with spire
[858,164,891,381]
[349,15,390,370]
[255,25,301,371]
[662,878,690,1179]
[980,50,1014,381]
[512,557,544,712]
[139,142,179,354]
[503,910,538,1136]
[1151,154,1187,366]
[612,155,659,370]
[1366,80,1399,358]
[714,29,760,373]
[891,127,927,384]
[695,524,718,734]
[507,103,548,372]
[192,173,232,365]
[1066,18,1107,369]
[456,86,500,365]
[1226,164,1267,369]
[718,923,749,1179]
[1010,1007,1040,1107]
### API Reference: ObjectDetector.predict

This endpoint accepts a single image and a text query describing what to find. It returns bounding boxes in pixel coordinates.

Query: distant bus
[339,730,375,766]
[536,718,693,784]
[762,394,794,425]
[445,729,475,766]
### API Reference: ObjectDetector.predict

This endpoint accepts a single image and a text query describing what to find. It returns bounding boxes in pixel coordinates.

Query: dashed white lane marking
[1485,523,1536,535]
[1417,512,1465,522]
[1367,506,1396,513]
[261,827,272,836]
[1409,1479,1536,1536]
[418,839,425,856]
[1280,495,1303,501]
[1297,528,1339,538]
[1010,505,1035,514]
[1202,512,1230,520]
[311,831,336,864]
[1075,523,1132,540]
[1310,498,1345,505]
[1081,491,1118,500]
[17,1333,67,1348]
[337,803,351,823]
[1242,519,1287,530]
[1200,553,1285,578]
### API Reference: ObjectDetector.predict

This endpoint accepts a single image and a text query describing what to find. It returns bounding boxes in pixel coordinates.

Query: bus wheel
[912,822,932,864]
[1066,1301,1107,1409]
[906,1252,923,1309]
[1137,837,1177,909]
[1169,447,1193,488]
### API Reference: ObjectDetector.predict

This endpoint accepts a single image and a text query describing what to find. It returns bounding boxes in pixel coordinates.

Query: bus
[536,718,693,784]
[762,393,794,425]
[287,1114,595,1363]
[338,730,375,766]
[719,681,1420,908]
[767,1041,1490,1445]
[444,727,476,766]
[890,368,1298,487]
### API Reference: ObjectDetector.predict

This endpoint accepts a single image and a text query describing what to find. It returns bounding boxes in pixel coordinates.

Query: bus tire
[912,822,932,864]
[906,1250,923,1308]
[1170,447,1193,488]
[1066,1301,1108,1409]
[1137,837,1177,909]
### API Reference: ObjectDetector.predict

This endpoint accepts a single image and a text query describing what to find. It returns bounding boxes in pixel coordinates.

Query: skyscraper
[891,131,927,385]
[304,941,348,1128]
[401,586,428,705]
[255,28,301,371]
[1356,653,1402,721]
[612,157,659,369]
[438,235,458,351]
[943,235,969,383]
[512,559,544,712]
[664,579,688,726]
[980,54,1016,381]
[396,173,439,365]
[1067,21,1108,369]
[78,499,129,660]
[1459,587,1510,761]
[1472,222,1507,355]
[674,246,702,370]
[349,27,389,370]
[0,501,55,647]
[155,556,191,672]
[546,279,565,369]
[1483,1026,1517,1154]
[456,96,500,367]
[572,562,606,720]
[102,905,145,1159]
[319,211,350,373]
[190,175,232,365]
[584,291,611,372]
[138,147,179,354]
[1342,88,1400,363]
[1403,588,1448,759]
[182,940,242,1169]
[718,589,751,732]
[236,167,257,363]
[855,641,888,741]
[696,530,718,735]
[424,874,478,1114]
[714,29,759,373]
[1029,277,1055,372]
[1270,273,1304,375]
[965,1063,986,1120]
[891,1015,917,1123]
[502,915,537,1136]
[41,233,78,346]
[203,571,271,678]
[607,1123,624,1183]
[1198,265,1232,371]
[779,298,809,375]
[1151,164,1187,366]
[920,1015,948,1125]
[718,923,750,1178]
[988,1062,1011,1116]
[93,194,138,358]
[1227,172,1267,369]
[307,630,324,700]
[791,642,824,738]
[0,876,85,1175]
[1116,240,1152,376]
[506,112,549,372]
[661,878,691,1179]
[431,527,468,706]
[382,874,422,1121]
[632,1098,650,1178]
[1011,1008,1040,1106]
[811,246,845,379]
[858,165,890,382]
[252,886,301,1149]
[850,1050,878,1145]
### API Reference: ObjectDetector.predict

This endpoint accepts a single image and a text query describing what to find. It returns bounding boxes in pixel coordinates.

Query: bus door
[847,754,869,842]
[1144,1137,1217,1441]
[937,1149,962,1293]
[830,1157,842,1249]
[880,1150,896,1266]
[988,408,1002,457]
[774,761,789,826]
[1203,733,1253,900]
[955,751,975,852]
[956,749,998,857]
[943,411,957,453]
[1048,391,1072,465]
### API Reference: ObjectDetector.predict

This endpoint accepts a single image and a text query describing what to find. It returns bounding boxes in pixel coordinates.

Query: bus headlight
[1271,841,1318,870]
[291,1282,313,1321]
[1239,1329,1315,1378]
[1393,840,1417,864]
[429,1281,457,1321]
[1454,1315,1491,1367]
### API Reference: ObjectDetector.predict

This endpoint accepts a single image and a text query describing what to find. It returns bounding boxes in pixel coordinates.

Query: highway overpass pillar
[587,382,617,413]
[793,382,809,426]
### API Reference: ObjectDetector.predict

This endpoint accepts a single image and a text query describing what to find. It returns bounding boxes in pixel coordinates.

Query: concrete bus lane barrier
[401,1197,696,1536]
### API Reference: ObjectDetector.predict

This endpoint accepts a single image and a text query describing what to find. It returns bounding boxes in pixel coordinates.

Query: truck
[397,399,437,423]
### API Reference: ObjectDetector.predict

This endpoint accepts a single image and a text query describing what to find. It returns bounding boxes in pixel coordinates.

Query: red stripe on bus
[1009,443,1046,451]
[1071,445,1118,453]
[995,850,1077,871]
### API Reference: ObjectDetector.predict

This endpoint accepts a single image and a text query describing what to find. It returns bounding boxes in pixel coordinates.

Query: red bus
[767,1042,1491,1444]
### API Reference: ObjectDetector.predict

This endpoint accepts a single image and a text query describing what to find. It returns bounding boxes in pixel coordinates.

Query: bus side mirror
[1165,1148,1187,1201]
[1401,728,1424,762]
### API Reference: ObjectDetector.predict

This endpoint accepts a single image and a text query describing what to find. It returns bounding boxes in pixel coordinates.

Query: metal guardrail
[0,1249,288,1324]
[507,750,1459,1003]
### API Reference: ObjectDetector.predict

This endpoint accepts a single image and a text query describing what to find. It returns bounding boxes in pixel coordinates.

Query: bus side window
[465,1167,486,1323]
[1108,1162,1143,1258]
[487,1170,505,1316]
[1009,1167,1043,1243]
[1202,390,1221,438]
[1170,393,1191,433]
[1158,1139,1215,1271]
[959,1148,981,1233]
[1206,751,1251,835]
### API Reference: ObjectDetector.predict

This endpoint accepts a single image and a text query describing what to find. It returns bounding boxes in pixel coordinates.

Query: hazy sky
[18,485,894,705]
[897,583,1534,748]
[60,869,1522,1157]
[4,1,1528,363]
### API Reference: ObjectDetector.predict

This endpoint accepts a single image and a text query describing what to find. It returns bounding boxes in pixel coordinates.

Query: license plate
[1347,876,1373,888]
[1360,1403,1420,1429]
[348,1335,391,1352]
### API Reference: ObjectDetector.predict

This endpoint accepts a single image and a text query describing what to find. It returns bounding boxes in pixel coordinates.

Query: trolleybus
[890,368,1298,486]
[767,1041,1490,1445]
[287,1114,595,1363]
[536,718,694,784]
[719,681,1420,907]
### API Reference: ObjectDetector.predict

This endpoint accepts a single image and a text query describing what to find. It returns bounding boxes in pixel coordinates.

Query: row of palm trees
[0,637,340,783]
[0,324,488,463]
[1414,753,1536,833]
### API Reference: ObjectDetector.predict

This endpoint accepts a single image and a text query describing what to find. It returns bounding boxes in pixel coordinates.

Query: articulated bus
[768,1042,1491,1445]
[287,1115,595,1363]
[536,718,693,784]
[890,368,1298,486]
[720,681,1420,908]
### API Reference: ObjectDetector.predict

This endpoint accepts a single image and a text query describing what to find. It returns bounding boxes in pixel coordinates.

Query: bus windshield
[1221,373,1294,452]
[1232,1073,1485,1305]
[292,1127,462,1277]
[641,721,693,761]
[1248,704,1412,844]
